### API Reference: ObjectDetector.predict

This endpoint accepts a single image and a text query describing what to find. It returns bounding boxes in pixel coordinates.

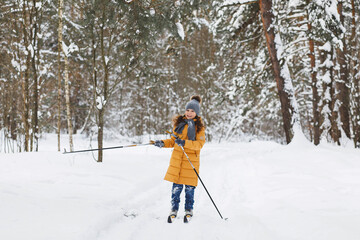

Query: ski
[167,214,176,223]
[167,210,178,223]
[183,214,192,223]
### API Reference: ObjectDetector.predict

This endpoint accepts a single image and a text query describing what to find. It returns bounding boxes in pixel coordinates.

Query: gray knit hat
[185,95,201,116]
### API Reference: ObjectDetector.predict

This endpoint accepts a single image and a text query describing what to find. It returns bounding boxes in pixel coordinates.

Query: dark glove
[175,139,185,147]
[154,140,164,148]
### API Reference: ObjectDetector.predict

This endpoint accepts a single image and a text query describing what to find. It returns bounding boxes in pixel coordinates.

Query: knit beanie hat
[185,95,201,116]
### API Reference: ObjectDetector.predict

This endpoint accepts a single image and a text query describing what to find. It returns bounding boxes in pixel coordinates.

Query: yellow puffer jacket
[162,118,206,187]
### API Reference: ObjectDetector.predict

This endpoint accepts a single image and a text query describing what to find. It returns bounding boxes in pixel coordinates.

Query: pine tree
[259,0,301,143]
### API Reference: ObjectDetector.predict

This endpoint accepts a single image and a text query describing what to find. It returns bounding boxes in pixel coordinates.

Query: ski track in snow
[1,136,360,240]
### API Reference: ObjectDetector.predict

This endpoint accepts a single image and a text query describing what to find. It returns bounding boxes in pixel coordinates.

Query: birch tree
[30,0,42,152]
[57,0,62,151]
[58,0,74,152]
[21,1,32,151]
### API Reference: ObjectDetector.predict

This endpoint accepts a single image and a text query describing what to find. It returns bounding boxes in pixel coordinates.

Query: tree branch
[220,0,259,9]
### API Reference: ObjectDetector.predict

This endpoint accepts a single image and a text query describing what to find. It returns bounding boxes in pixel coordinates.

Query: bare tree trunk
[329,61,341,145]
[259,0,297,143]
[64,53,74,151]
[320,46,340,144]
[58,0,73,152]
[336,1,351,139]
[31,0,39,152]
[97,6,109,163]
[10,79,18,141]
[57,0,62,151]
[1,76,10,152]
[31,49,39,151]
[309,39,321,145]
[22,2,31,152]
[350,0,360,147]
[91,23,99,160]
[97,108,104,162]
[354,73,360,147]
[306,0,320,145]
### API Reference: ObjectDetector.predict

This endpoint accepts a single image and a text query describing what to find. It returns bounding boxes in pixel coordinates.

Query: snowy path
[1,137,360,240]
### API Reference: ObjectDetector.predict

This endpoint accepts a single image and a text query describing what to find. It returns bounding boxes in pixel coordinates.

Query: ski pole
[179,145,225,220]
[63,142,154,154]
[165,131,225,220]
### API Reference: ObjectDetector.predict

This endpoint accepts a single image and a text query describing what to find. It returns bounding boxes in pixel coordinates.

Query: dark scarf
[174,119,196,141]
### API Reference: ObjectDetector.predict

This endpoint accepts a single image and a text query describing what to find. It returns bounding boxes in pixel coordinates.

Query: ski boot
[167,209,178,223]
[184,209,193,223]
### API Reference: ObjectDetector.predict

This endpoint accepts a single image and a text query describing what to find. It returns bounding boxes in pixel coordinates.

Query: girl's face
[185,109,196,119]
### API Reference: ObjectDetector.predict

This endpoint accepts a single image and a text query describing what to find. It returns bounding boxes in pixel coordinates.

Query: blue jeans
[171,183,196,211]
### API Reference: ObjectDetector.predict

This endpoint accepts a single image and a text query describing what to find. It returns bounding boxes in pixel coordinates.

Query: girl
[154,95,206,223]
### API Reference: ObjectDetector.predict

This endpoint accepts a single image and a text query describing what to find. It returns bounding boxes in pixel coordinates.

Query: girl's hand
[175,139,185,147]
[154,140,164,148]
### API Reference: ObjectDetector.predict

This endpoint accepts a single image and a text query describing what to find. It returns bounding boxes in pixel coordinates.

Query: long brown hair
[172,115,205,133]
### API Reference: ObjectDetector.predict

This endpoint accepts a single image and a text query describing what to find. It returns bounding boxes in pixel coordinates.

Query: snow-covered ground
[1,134,360,240]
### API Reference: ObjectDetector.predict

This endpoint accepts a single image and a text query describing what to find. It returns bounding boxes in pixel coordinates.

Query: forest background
[0,0,359,162]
